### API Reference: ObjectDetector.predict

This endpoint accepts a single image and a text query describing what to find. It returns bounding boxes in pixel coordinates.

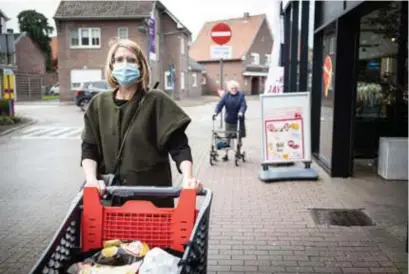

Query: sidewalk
[183,111,408,274]
[0,100,406,274]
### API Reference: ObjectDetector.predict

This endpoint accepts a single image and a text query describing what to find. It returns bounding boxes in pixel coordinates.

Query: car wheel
[80,99,90,112]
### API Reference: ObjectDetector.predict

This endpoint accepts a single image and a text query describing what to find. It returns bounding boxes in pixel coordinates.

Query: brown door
[251,77,259,95]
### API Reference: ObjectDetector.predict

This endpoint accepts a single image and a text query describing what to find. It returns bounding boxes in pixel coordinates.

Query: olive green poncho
[81,89,191,207]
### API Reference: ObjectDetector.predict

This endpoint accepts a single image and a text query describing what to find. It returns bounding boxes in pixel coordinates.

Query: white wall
[1,17,6,33]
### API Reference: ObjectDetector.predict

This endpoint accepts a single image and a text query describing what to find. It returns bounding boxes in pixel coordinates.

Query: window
[201,75,206,85]
[71,30,79,46]
[180,37,185,55]
[118,27,128,39]
[72,82,81,89]
[192,73,197,87]
[265,54,272,66]
[164,71,172,90]
[250,53,260,65]
[70,28,101,48]
[181,72,185,90]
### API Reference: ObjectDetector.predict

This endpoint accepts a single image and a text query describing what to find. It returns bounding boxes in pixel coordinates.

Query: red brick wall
[56,19,148,101]
[201,60,246,95]
[15,36,46,75]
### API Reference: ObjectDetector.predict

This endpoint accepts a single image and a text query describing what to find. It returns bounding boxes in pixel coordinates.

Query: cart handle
[104,185,206,198]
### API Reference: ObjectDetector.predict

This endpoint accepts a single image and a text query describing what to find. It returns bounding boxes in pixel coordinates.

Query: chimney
[243,12,250,19]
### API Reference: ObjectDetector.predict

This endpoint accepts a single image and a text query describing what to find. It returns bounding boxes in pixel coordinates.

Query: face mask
[112,64,141,87]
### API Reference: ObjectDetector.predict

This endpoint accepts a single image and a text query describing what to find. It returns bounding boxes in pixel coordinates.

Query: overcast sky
[1,0,275,39]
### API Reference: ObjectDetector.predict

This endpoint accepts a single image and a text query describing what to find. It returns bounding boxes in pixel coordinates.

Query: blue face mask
[112,64,141,87]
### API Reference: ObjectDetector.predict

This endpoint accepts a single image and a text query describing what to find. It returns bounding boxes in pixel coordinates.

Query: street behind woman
[213,80,247,161]
[80,39,201,207]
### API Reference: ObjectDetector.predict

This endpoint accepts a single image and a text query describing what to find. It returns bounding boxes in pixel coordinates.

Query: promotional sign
[210,23,232,45]
[260,92,312,164]
[147,15,156,61]
[264,66,284,94]
[323,55,332,98]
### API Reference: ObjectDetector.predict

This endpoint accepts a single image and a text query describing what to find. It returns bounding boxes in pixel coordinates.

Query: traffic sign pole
[219,58,224,128]
[210,23,232,130]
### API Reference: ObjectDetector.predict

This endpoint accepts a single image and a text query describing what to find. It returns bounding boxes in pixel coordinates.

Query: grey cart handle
[105,186,206,198]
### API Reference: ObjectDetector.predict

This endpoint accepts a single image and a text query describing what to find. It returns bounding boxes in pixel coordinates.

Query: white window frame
[192,73,197,87]
[180,36,185,55]
[164,71,172,90]
[118,27,128,40]
[70,28,101,49]
[201,76,206,85]
[181,72,185,90]
[265,54,272,66]
[250,53,260,65]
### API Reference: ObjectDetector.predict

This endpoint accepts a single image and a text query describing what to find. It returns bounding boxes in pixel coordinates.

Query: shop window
[318,24,337,168]
[353,1,406,162]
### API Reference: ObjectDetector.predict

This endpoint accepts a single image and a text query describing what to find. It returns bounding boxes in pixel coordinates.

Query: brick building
[54,0,195,101]
[190,13,273,95]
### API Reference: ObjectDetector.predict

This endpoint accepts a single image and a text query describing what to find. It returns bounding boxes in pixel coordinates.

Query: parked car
[74,80,111,111]
[49,83,60,95]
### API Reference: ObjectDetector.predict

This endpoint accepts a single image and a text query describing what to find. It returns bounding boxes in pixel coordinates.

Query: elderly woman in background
[80,39,201,207]
[213,80,247,161]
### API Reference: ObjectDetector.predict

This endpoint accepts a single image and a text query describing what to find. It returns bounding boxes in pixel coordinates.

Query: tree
[17,10,54,71]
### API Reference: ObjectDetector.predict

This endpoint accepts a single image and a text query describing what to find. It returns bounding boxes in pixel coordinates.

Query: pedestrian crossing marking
[13,126,83,140]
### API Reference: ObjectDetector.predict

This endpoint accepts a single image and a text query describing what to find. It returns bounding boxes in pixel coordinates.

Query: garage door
[70,69,102,89]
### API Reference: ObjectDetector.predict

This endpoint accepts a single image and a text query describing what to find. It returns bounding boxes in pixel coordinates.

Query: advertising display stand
[258,92,319,182]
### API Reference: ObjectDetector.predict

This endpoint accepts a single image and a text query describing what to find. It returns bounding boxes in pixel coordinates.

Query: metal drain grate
[309,208,375,226]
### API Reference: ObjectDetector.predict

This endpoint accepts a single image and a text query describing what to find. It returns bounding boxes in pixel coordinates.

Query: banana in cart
[66,239,149,274]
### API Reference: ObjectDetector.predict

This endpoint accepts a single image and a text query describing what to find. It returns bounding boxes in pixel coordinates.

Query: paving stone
[0,101,406,273]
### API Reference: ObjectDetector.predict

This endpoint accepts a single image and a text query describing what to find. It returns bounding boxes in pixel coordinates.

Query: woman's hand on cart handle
[238,112,243,117]
[84,179,106,195]
[183,177,203,193]
[212,113,217,120]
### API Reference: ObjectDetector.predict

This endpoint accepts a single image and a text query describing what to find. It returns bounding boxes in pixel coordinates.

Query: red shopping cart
[29,186,213,274]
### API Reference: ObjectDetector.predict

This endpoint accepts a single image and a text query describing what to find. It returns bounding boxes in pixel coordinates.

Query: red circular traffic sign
[211,23,232,45]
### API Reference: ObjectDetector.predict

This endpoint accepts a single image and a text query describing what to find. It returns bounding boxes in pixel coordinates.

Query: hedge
[0,99,10,116]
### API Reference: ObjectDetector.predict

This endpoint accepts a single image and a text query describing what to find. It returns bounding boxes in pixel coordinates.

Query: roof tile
[54,0,154,19]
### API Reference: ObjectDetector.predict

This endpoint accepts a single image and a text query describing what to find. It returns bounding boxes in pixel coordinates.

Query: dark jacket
[215,91,247,124]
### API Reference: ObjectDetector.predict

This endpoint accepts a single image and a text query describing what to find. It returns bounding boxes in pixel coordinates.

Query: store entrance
[353,2,408,178]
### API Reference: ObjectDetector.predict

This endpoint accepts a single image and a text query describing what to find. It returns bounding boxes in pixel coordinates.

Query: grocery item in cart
[67,239,149,273]
[139,247,181,274]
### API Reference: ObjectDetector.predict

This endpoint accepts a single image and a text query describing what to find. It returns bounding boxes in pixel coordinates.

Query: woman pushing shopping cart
[210,80,247,167]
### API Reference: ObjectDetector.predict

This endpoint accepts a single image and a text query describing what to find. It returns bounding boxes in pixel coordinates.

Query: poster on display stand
[258,92,318,182]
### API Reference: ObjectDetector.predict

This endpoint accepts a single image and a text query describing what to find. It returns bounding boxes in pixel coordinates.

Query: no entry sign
[211,23,232,45]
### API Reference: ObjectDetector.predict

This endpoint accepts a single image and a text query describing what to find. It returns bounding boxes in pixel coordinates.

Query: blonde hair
[226,80,240,91]
[104,39,150,90]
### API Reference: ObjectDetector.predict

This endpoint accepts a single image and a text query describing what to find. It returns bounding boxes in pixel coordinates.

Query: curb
[0,119,37,136]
